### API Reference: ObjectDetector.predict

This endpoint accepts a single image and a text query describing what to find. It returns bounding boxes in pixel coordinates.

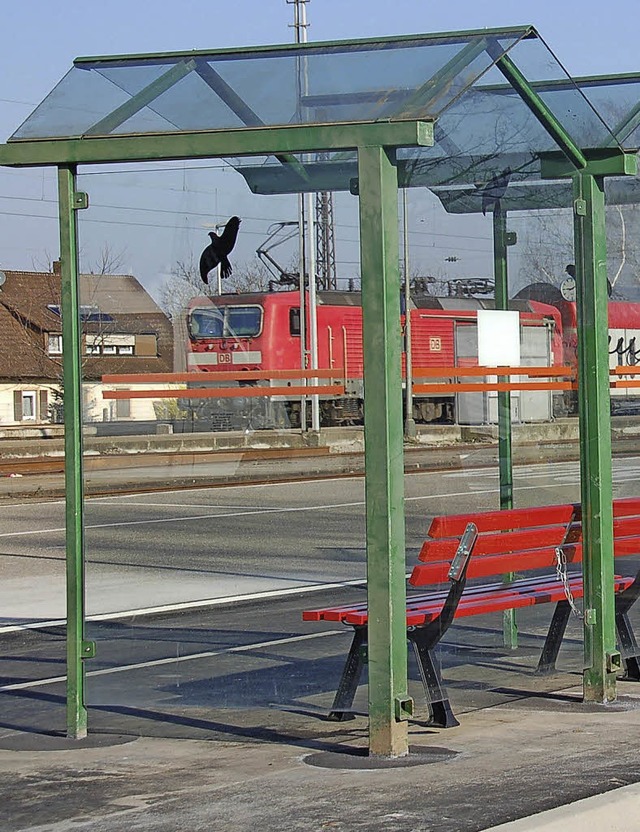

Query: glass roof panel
[11,31,529,140]
[570,75,640,148]
[8,28,637,199]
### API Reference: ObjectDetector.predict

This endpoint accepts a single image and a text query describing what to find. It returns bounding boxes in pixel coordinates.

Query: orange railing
[611,366,640,388]
[102,365,640,400]
[102,369,346,400]
[411,365,576,395]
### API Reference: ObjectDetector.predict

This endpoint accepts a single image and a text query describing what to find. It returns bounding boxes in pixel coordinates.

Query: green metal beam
[358,143,411,757]
[73,26,536,66]
[489,49,588,170]
[572,172,620,702]
[540,148,637,180]
[58,165,89,739]
[493,205,517,650]
[85,60,196,136]
[0,120,433,167]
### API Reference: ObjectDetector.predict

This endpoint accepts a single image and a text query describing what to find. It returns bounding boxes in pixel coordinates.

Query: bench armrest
[448,523,477,582]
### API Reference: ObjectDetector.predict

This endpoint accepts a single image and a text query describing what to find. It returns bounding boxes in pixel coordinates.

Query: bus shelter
[0,28,638,758]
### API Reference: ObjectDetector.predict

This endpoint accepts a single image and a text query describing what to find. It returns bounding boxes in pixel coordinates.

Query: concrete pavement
[2,681,640,831]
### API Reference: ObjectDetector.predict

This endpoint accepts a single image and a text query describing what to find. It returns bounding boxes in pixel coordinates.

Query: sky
[1,0,640,303]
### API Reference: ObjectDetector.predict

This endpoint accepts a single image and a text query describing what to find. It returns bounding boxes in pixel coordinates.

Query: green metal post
[572,172,619,702]
[493,205,517,649]
[357,143,411,757]
[58,165,88,738]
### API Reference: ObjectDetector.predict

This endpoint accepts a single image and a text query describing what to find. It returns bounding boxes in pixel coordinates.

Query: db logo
[429,337,442,352]
[217,352,232,364]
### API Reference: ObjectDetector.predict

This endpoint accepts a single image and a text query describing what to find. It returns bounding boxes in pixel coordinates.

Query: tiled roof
[0,270,173,382]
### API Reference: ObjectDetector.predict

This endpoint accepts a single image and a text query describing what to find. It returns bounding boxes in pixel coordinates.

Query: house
[0,265,174,426]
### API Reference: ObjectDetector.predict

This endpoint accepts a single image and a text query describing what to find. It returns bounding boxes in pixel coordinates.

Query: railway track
[1,428,638,500]
[0,439,582,498]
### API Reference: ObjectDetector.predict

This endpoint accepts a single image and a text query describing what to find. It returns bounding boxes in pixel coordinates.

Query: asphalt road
[0,456,597,626]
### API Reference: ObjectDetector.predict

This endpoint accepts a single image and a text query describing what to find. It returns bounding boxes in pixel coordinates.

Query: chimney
[52,260,61,275]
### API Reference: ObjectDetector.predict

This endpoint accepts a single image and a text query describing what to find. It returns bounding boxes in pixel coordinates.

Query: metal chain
[555,547,584,620]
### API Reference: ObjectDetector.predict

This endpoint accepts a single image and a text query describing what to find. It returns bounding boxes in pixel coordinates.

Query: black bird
[479,167,512,216]
[199,216,241,284]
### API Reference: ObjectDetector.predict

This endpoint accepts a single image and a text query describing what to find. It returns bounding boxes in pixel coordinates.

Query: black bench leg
[408,629,459,728]
[616,610,640,682]
[536,601,571,675]
[327,626,367,721]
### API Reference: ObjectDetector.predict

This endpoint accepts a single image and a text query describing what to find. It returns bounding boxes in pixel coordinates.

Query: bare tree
[516,209,574,289]
[85,243,128,276]
[158,256,271,320]
[515,204,640,298]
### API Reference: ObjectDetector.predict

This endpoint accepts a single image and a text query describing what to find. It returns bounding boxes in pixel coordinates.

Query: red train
[184,289,565,428]
[515,283,640,415]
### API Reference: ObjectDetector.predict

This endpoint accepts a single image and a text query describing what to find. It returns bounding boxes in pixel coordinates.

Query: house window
[47,334,63,355]
[85,334,135,355]
[13,391,37,421]
[22,392,36,420]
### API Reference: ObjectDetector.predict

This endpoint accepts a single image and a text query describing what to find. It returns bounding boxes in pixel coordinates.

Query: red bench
[303,498,640,727]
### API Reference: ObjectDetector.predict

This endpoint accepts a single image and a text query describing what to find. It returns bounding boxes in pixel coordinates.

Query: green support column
[357,143,411,757]
[58,165,89,738]
[572,172,619,702]
[493,205,517,649]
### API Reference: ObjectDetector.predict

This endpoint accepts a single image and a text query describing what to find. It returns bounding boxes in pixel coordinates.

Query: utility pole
[287,1,337,293]
[288,0,320,430]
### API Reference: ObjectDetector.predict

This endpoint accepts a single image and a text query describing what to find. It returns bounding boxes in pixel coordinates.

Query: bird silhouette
[199,216,241,284]
[479,167,512,216]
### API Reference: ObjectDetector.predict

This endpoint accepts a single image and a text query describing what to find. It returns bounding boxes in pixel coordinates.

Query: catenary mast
[287,0,320,429]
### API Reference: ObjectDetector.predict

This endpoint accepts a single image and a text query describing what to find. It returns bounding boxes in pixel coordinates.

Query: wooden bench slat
[428,504,574,537]
[428,498,640,540]
[419,525,569,560]
[315,575,635,627]
[410,545,576,586]
[411,574,633,623]
[412,534,640,586]
[304,573,590,623]
[421,518,640,561]
[345,577,588,626]
[612,497,640,517]
[614,516,640,535]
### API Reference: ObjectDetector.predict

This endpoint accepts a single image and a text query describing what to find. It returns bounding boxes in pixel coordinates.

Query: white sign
[477,309,521,367]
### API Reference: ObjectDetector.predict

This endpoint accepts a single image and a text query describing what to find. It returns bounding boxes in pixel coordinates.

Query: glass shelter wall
[5,27,640,750]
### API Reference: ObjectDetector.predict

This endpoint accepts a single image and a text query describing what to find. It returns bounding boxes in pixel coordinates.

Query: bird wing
[219,217,241,255]
[199,243,220,283]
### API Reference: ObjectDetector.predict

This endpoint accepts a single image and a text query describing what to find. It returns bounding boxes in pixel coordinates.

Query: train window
[289,307,301,337]
[226,306,262,337]
[189,308,224,338]
[188,305,262,339]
